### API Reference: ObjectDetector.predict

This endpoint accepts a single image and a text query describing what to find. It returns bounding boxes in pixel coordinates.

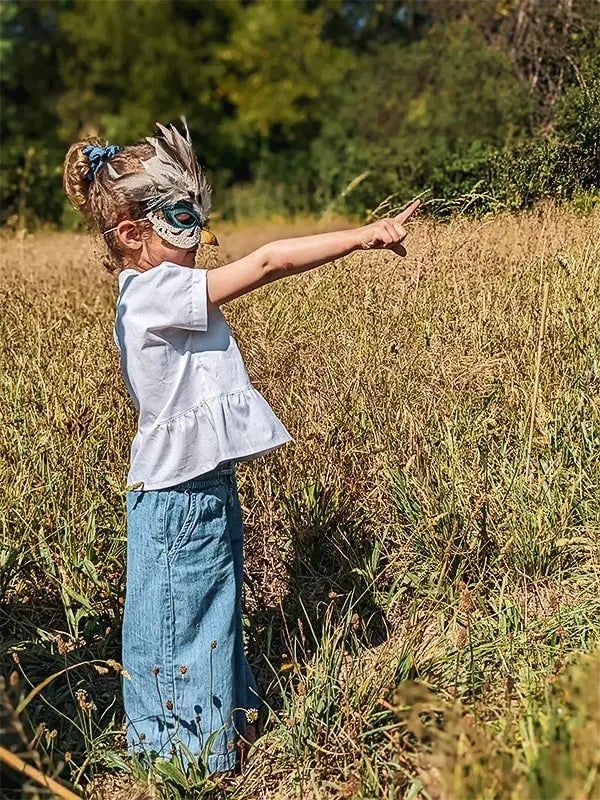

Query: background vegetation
[1,1,600,798]
[1,208,599,798]
[1,0,599,225]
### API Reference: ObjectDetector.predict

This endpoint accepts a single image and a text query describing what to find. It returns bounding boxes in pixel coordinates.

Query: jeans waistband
[166,461,235,491]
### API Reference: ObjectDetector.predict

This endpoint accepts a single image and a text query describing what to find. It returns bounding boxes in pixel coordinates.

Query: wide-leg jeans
[121,463,258,773]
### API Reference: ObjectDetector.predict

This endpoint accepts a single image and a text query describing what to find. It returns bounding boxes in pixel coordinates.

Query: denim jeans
[121,463,258,773]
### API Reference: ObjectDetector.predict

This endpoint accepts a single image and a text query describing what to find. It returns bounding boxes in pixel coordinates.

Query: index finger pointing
[395,198,421,224]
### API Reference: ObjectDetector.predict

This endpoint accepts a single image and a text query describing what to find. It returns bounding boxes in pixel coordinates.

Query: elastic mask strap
[102,217,148,237]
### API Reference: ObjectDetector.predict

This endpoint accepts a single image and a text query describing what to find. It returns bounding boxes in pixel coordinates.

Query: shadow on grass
[243,476,391,705]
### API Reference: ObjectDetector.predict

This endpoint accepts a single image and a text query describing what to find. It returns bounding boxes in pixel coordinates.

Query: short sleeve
[120,263,208,333]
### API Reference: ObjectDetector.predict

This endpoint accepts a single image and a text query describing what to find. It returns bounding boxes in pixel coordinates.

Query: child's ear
[116,220,143,251]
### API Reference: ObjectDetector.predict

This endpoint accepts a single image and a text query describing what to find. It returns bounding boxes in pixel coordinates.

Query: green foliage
[57,0,235,156]
[311,23,534,216]
[554,48,600,186]
[0,0,599,225]
[320,0,430,49]
[218,3,352,137]
[1,142,65,227]
[0,0,66,225]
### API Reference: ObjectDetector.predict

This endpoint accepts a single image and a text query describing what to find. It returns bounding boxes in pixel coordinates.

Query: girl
[63,121,419,774]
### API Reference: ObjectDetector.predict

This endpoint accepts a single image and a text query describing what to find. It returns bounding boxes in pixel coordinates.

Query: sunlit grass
[1,204,599,798]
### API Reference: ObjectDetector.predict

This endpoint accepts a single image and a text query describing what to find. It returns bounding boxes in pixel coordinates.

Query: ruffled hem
[127,386,292,491]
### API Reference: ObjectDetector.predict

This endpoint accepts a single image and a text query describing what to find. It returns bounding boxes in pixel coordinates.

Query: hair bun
[63,138,105,210]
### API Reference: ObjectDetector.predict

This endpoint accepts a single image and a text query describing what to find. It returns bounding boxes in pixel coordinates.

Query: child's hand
[357,199,421,256]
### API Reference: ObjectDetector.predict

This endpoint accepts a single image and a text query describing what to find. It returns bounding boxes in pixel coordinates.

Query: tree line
[1,0,599,227]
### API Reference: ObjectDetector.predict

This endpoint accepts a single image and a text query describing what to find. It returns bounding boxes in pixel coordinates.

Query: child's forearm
[205,200,420,308]
[262,228,362,278]
[206,229,361,307]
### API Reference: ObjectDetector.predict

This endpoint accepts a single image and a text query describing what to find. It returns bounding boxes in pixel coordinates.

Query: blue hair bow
[82,144,122,181]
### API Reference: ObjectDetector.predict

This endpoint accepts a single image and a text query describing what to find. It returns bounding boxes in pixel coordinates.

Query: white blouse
[114,261,292,490]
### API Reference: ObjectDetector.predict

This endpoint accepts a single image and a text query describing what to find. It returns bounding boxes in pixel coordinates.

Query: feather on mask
[106,118,211,223]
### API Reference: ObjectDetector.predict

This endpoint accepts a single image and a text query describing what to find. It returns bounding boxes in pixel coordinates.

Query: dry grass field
[1,205,599,799]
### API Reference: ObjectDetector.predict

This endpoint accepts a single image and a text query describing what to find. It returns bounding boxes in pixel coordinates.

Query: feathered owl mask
[99,119,214,248]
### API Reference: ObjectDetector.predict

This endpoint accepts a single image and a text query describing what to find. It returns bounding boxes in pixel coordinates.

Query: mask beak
[200,228,219,246]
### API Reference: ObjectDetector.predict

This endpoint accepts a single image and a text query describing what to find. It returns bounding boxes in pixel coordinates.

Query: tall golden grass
[1,204,599,799]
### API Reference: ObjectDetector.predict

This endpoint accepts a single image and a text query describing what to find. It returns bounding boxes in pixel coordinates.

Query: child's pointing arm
[206,199,420,307]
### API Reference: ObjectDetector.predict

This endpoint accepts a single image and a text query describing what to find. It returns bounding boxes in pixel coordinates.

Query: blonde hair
[63,138,155,275]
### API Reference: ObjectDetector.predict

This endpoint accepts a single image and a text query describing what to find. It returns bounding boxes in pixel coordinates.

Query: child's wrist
[349,226,367,252]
